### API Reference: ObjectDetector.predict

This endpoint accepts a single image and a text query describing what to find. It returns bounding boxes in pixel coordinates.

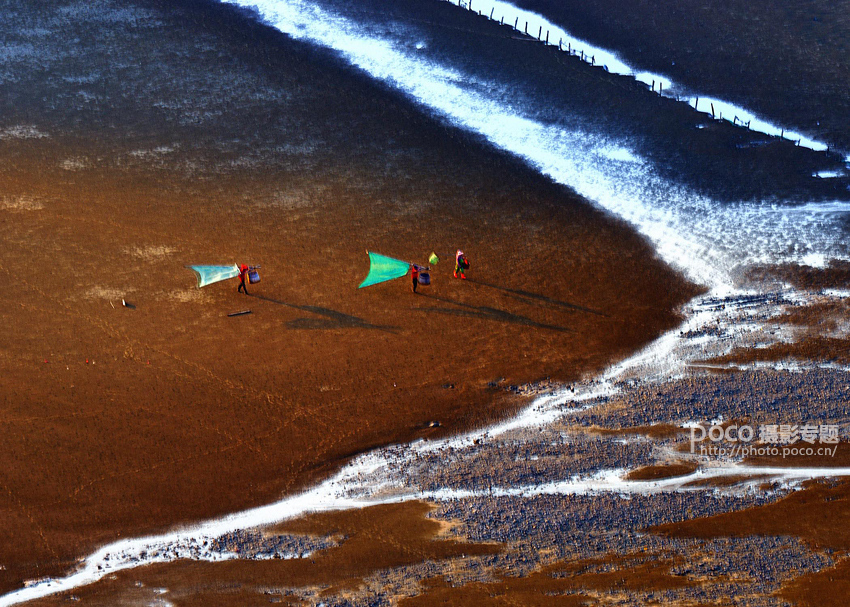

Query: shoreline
[7,0,849,604]
[0,0,699,595]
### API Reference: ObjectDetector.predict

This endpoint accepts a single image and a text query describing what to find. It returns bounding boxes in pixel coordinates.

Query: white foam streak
[0,461,404,607]
[424,465,850,500]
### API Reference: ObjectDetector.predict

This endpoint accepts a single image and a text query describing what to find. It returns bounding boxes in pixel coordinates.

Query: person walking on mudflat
[454,250,469,279]
[410,263,420,293]
[237,264,250,294]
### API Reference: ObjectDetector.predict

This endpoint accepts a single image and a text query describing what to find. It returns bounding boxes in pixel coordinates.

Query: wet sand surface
[23,502,502,606]
[22,281,850,605]
[27,355,850,605]
[0,0,699,595]
[6,0,850,605]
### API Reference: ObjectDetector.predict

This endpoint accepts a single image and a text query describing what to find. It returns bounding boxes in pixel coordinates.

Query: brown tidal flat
[624,463,698,481]
[31,499,696,607]
[705,292,850,367]
[746,261,850,292]
[706,336,850,368]
[0,141,695,595]
[0,0,702,598]
[703,269,850,368]
[743,442,850,468]
[26,501,499,606]
[0,99,697,597]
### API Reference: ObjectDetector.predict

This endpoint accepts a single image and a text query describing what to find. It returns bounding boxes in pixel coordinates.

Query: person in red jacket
[237,264,250,294]
[410,263,420,294]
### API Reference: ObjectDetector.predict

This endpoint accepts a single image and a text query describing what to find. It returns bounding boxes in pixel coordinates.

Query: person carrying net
[454,250,469,280]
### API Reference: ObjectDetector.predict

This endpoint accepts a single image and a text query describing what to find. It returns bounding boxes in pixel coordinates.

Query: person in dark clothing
[237,264,250,294]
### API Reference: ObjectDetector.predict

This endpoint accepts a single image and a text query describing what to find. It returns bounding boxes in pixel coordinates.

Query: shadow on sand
[466,278,608,317]
[416,293,572,332]
[248,293,398,332]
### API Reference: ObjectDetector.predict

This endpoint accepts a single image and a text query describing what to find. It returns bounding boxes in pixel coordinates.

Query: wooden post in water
[525,21,528,34]
[489,7,493,19]
[580,50,584,61]
[651,79,655,91]
[559,38,562,50]
[694,97,699,111]
[711,102,715,118]
[568,42,571,53]
[538,25,542,40]
[546,30,549,44]
[659,82,662,94]
[514,17,518,28]
[500,16,504,25]
[591,55,595,65]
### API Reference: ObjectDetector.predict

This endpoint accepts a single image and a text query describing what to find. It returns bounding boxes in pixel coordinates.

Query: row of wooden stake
[452,0,818,150]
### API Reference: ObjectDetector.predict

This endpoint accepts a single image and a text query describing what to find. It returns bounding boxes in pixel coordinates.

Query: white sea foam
[823,289,850,298]
[814,170,845,179]
[596,146,643,164]
[0,125,47,140]
[422,465,850,500]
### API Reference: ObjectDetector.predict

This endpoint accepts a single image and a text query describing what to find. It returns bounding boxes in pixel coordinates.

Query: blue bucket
[248,270,261,284]
[417,272,430,286]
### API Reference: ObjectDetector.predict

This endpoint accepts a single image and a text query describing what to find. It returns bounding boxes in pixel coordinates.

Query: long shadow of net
[466,278,608,317]
[248,293,398,333]
[417,293,572,332]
